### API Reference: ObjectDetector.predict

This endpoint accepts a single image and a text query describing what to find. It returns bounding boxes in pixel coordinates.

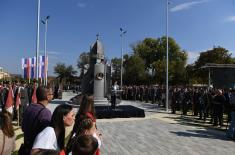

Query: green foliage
[111,57,121,83]
[77,52,90,79]
[195,46,233,67]
[191,46,235,83]
[54,63,77,84]
[132,36,187,85]
[123,55,146,85]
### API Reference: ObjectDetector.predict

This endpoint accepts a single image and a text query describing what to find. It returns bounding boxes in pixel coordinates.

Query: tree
[54,63,77,84]
[192,46,235,83]
[123,55,146,85]
[111,57,121,83]
[132,36,187,85]
[77,52,90,79]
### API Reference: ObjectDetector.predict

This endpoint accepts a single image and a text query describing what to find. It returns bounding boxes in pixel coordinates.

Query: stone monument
[81,36,111,104]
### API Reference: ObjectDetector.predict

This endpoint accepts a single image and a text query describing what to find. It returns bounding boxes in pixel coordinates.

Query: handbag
[18,143,31,155]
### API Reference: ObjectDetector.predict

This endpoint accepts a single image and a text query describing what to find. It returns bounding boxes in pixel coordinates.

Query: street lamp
[41,15,50,86]
[166,0,170,112]
[120,28,127,90]
[36,0,41,81]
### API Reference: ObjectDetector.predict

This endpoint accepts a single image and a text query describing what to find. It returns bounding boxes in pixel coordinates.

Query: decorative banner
[23,58,28,79]
[31,57,36,79]
[22,55,48,80]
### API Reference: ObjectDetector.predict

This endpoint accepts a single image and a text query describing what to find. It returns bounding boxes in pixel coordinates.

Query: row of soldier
[0,81,37,125]
[120,85,235,127]
[121,85,166,106]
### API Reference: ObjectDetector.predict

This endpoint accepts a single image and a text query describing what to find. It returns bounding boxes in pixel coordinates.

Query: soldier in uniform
[212,89,225,127]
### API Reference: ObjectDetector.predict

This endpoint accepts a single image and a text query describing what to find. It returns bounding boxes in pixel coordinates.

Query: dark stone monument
[81,36,111,104]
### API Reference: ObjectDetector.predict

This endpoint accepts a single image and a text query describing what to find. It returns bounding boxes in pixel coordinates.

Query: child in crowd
[67,118,101,155]
[66,95,102,155]
[72,135,98,155]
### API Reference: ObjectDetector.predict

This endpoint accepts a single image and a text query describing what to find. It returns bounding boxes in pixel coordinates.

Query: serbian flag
[22,58,31,79]
[31,57,36,79]
[44,56,48,81]
[32,83,37,104]
[27,58,31,79]
[23,58,27,79]
[39,55,45,78]
[5,85,14,114]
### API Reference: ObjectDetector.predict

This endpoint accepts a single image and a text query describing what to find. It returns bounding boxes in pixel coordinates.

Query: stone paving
[97,100,235,155]
[13,92,235,155]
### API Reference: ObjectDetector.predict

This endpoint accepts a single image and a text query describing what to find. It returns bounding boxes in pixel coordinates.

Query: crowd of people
[121,85,235,127]
[0,81,102,155]
[1,80,235,154]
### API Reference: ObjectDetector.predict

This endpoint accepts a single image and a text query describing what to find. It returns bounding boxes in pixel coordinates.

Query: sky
[1,0,235,76]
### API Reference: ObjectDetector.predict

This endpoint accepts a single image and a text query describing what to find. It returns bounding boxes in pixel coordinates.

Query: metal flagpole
[42,16,50,86]
[166,0,169,112]
[120,28,127,90]
[36,0,41,81]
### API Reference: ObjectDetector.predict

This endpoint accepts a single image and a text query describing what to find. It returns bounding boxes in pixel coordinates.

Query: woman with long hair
[66,95,101,155]
[0,110,15,155]
[31,104,75,155]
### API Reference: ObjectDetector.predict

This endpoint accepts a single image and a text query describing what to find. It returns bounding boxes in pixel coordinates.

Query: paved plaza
[13,92,235,155]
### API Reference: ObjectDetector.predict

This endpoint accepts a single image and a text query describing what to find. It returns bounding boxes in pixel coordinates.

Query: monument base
[95,105,145,119]
[94,97,109,105]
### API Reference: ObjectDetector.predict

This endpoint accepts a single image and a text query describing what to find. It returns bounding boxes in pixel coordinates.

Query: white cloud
[170,0,210,12]
[226,15,235,22]
[77,2,87,8]
[187,51,200,64]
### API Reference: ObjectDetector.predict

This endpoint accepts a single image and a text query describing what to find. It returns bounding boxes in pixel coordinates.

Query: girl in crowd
[68,118,101,155]
[0,110,15,155]
[72,135,98,155]
[66,95,101,155]
[31,104,75,155]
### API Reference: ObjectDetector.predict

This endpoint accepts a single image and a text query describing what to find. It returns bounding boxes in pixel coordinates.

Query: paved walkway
[13,92,235,155]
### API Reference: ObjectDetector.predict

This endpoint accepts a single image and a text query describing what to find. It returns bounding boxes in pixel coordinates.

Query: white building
[0,67,11,80]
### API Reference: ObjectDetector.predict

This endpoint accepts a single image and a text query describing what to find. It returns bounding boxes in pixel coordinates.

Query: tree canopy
[131,36,187,85]
[77,52,90,79]
[54,63,77,84]
[187,46,235,84]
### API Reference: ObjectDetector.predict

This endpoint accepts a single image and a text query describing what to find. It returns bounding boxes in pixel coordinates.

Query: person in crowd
[66,95,101,155]
[72,135,98,155]
[0,81,9,111]
[18,81,30,125]
[111,81,119,109]
[67,118,101,155]
[20,86,53,155]
[0,110,15,155]
[31,104,75,154]
[212,89,225,127]
[72,95,96,134]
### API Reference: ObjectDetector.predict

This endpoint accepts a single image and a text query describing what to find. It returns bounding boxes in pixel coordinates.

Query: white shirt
[93,132,101,148]
[32,127,59,150]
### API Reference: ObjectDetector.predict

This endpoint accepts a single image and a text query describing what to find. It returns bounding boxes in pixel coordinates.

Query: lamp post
[36,0,41,81]
[120,28,127,90]
[41,15,50,86]
[166,0,169,112]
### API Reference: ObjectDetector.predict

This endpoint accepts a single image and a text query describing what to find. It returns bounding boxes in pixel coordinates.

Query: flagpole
[166,0,169,112]
[36,0,41,81]
[42,16,50,86]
